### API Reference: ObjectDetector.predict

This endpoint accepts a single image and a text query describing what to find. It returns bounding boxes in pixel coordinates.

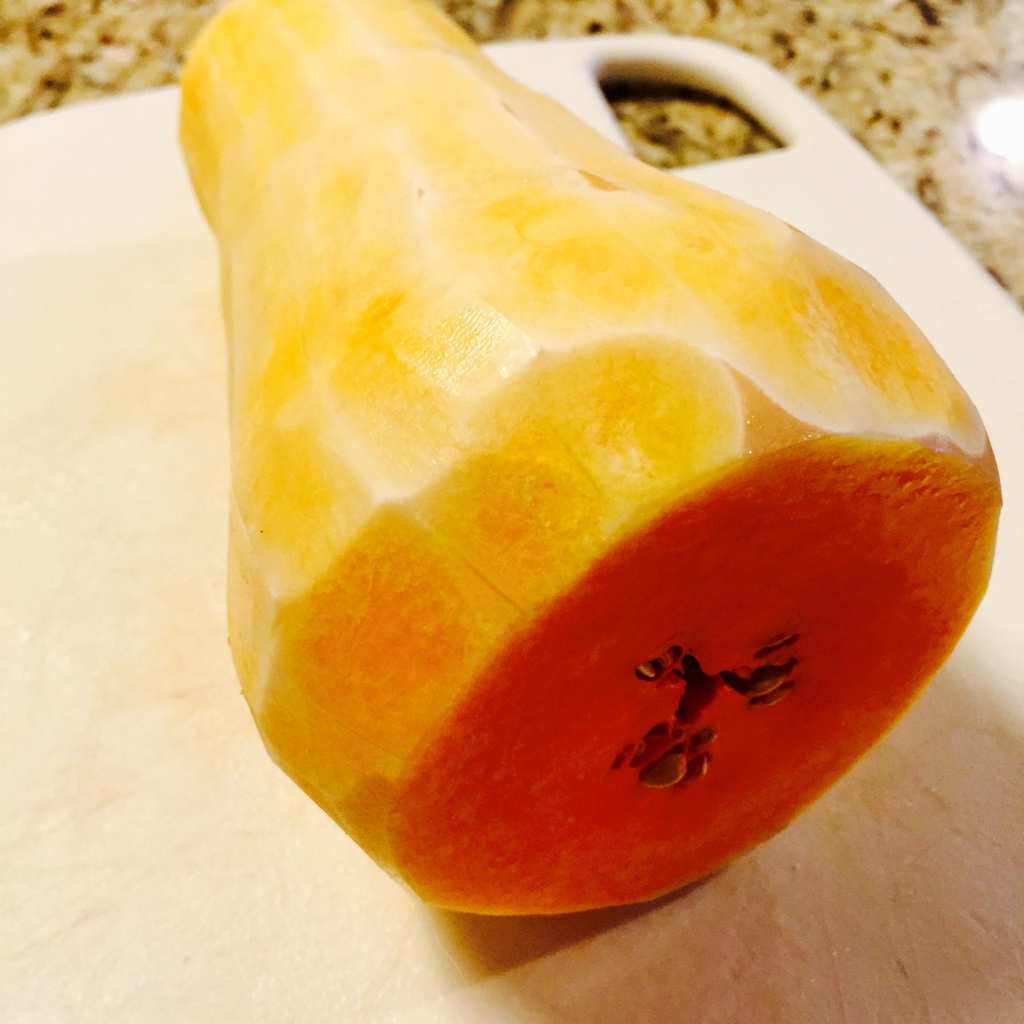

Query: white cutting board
[2,35,1022,1024]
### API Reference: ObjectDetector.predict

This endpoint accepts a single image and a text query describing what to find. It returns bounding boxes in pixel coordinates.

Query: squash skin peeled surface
[180,0,1000,914]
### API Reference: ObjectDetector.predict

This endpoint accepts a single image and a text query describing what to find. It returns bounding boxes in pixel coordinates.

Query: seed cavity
[678,653,710,685]
[674,667,717,724]
[621,638,800,786]
[748,681,795,707]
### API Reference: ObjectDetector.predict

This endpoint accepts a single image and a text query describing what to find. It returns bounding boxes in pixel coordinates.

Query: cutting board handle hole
[598,60,787,169]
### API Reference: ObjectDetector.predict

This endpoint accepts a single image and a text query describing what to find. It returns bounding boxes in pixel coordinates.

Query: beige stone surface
[0,0,1021,305]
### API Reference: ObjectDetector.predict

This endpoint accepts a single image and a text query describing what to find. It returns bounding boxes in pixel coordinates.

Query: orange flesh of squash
[393,438,997,913]
[180,0,1001,915]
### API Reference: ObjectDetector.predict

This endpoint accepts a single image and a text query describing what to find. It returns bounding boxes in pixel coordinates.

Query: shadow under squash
[430,876,713,978]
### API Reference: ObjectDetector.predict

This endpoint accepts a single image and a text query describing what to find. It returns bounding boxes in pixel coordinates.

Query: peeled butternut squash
[180,0,1000,914]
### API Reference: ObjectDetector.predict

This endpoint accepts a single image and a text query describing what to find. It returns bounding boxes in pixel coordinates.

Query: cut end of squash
[385,437,997,913]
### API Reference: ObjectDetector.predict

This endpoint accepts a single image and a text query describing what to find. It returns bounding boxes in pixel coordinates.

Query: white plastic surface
[1,36,1022,1024]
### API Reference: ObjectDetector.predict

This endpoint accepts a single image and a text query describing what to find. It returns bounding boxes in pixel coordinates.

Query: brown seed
[664,644,684,666]
[755,633,799,659]
[748,681,795,707]
[639,746,687,788]
[722,658,797,696]
[632,722,673,765]
[643,722,670,740]
[690,725,717,750]
[684,751,711,782]
[635,658,664,682]
[745,670,795,697]
[751,658,797,682]
[610,743,636,770]
[628,741,648,766]
[719,669,745,692]
[670,721,688,741]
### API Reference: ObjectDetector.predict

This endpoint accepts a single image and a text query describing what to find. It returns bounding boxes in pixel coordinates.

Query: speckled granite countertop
[1,0,1021,305]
